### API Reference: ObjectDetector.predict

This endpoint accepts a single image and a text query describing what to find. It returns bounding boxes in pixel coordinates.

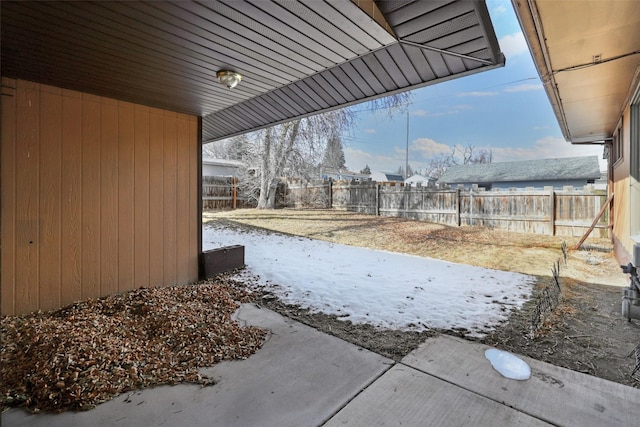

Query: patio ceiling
[1,1,505,143]
[512,0,640,144]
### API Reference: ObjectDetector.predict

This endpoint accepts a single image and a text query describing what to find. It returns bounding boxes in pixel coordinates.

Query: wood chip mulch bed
[1,279,267,413]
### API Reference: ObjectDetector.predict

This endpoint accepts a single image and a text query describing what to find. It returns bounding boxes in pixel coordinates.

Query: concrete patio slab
[2,304,393,427]
[324,363,552,426]
[5,307,639,427]
[401,335,640,427]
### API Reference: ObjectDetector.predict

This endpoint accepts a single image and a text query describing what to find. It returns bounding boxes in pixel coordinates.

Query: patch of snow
[485,348,531,380]
[203,223,535,337]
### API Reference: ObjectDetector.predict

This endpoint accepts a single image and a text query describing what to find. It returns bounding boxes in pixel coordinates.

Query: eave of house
[512,0,640,144]
[1,1,505,143]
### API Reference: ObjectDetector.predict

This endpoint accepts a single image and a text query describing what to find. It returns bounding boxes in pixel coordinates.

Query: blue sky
[343,0,605,175]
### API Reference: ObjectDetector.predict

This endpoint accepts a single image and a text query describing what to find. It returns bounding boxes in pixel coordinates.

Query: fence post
[469,186,474,226]
[547,186,555,236]
[233,176,237,209]
[456,188,461,226]
[375,183,380,216]
[328,178,333,208]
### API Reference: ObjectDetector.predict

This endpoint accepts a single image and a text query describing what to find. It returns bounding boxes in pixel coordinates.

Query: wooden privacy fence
[281,179,609,238]
[202,176,256,210]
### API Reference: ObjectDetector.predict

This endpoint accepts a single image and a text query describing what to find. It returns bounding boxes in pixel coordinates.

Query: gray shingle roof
[438,156,601,184]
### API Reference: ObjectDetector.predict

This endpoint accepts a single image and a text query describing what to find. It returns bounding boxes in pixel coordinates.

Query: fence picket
[276,180,608,238]
[202,176,256,210]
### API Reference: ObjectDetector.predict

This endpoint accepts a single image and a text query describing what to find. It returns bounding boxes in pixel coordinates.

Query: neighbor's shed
[203,158,244,177]
[370,171,405,183]
[405,174,436,187]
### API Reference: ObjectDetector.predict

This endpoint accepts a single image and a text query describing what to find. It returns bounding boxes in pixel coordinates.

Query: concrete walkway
[3,304,640,426]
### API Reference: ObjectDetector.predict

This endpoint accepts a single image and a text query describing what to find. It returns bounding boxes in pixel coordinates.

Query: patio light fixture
[216,70,242,89]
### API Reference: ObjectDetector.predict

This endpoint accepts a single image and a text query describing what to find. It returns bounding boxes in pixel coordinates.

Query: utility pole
[405,110,409,179]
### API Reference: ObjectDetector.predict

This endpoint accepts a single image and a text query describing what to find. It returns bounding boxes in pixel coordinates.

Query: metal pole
[405,110,409,179]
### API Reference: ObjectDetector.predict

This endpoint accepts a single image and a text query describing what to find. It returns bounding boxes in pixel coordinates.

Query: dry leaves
[1,278,266,413]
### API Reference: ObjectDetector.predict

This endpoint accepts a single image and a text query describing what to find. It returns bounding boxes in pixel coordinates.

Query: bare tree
[203,134,249,160]
[256,122,301,208]
[207,93,411,209]
[454,144,493,165]
[425,150,456,180]
[321,135,346,170]
[424,145,493,180]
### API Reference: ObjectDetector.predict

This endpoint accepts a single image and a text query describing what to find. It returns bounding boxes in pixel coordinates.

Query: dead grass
[204,208,639,388]
[205,208,624,284]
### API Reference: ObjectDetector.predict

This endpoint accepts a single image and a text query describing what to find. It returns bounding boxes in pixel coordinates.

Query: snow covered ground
[203,223,535,337]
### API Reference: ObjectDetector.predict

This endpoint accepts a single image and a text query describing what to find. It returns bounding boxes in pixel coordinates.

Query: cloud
[455,104,473,111]
[363,128,376,134]
[488,0,510,15]
[504,83,543,93]
[344,147,405,173]
[499,32,528,59]
[493,5,507,15]
[412,105,473,117]
[409,138,453,160]
[456,91,499,97]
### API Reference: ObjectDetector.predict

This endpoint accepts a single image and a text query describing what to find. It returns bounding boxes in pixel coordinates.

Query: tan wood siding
[133,104,151,290]
[1,78,199,316]
[117,102,136,293]
[163,112,178,286]
[148,109,165,287]
[39,85,63,312]
[1,81,17,315]
[189,120,199,279]
[61,89,84,305]
[15,81,40,314]
[612,104,632,260]
[175,117,192,284]
[81,93,102,300]
[101,97,119,298]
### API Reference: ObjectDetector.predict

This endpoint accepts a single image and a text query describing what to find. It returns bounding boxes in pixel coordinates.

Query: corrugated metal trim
[202,40,505,142]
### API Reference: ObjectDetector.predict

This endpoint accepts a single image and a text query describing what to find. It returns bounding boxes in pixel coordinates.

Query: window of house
[612,118,623,165]
[630,93,640,242]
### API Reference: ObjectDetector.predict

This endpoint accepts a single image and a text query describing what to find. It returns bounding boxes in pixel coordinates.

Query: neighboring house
[405,174,436,187]
[370,172,405,183]
[1,1,505,315]
[203,158,244,177]
[320,168,369,181]
[437,156,601,190]
[513,0,640,265]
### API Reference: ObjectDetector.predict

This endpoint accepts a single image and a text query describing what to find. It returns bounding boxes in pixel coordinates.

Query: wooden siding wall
[612,103,633,263]
[1,79,199,316]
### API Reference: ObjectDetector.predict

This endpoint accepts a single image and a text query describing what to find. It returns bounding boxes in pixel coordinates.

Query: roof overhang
[2,1,505,143]
[511,0,640,144]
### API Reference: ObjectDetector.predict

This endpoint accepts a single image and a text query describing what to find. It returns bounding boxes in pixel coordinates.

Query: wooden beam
[573,193,614,250]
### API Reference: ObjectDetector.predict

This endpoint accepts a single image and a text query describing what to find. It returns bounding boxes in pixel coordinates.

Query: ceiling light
[216,70,242,89]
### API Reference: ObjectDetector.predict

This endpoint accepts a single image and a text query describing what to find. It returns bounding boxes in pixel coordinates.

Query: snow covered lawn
[203,223,535,337]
